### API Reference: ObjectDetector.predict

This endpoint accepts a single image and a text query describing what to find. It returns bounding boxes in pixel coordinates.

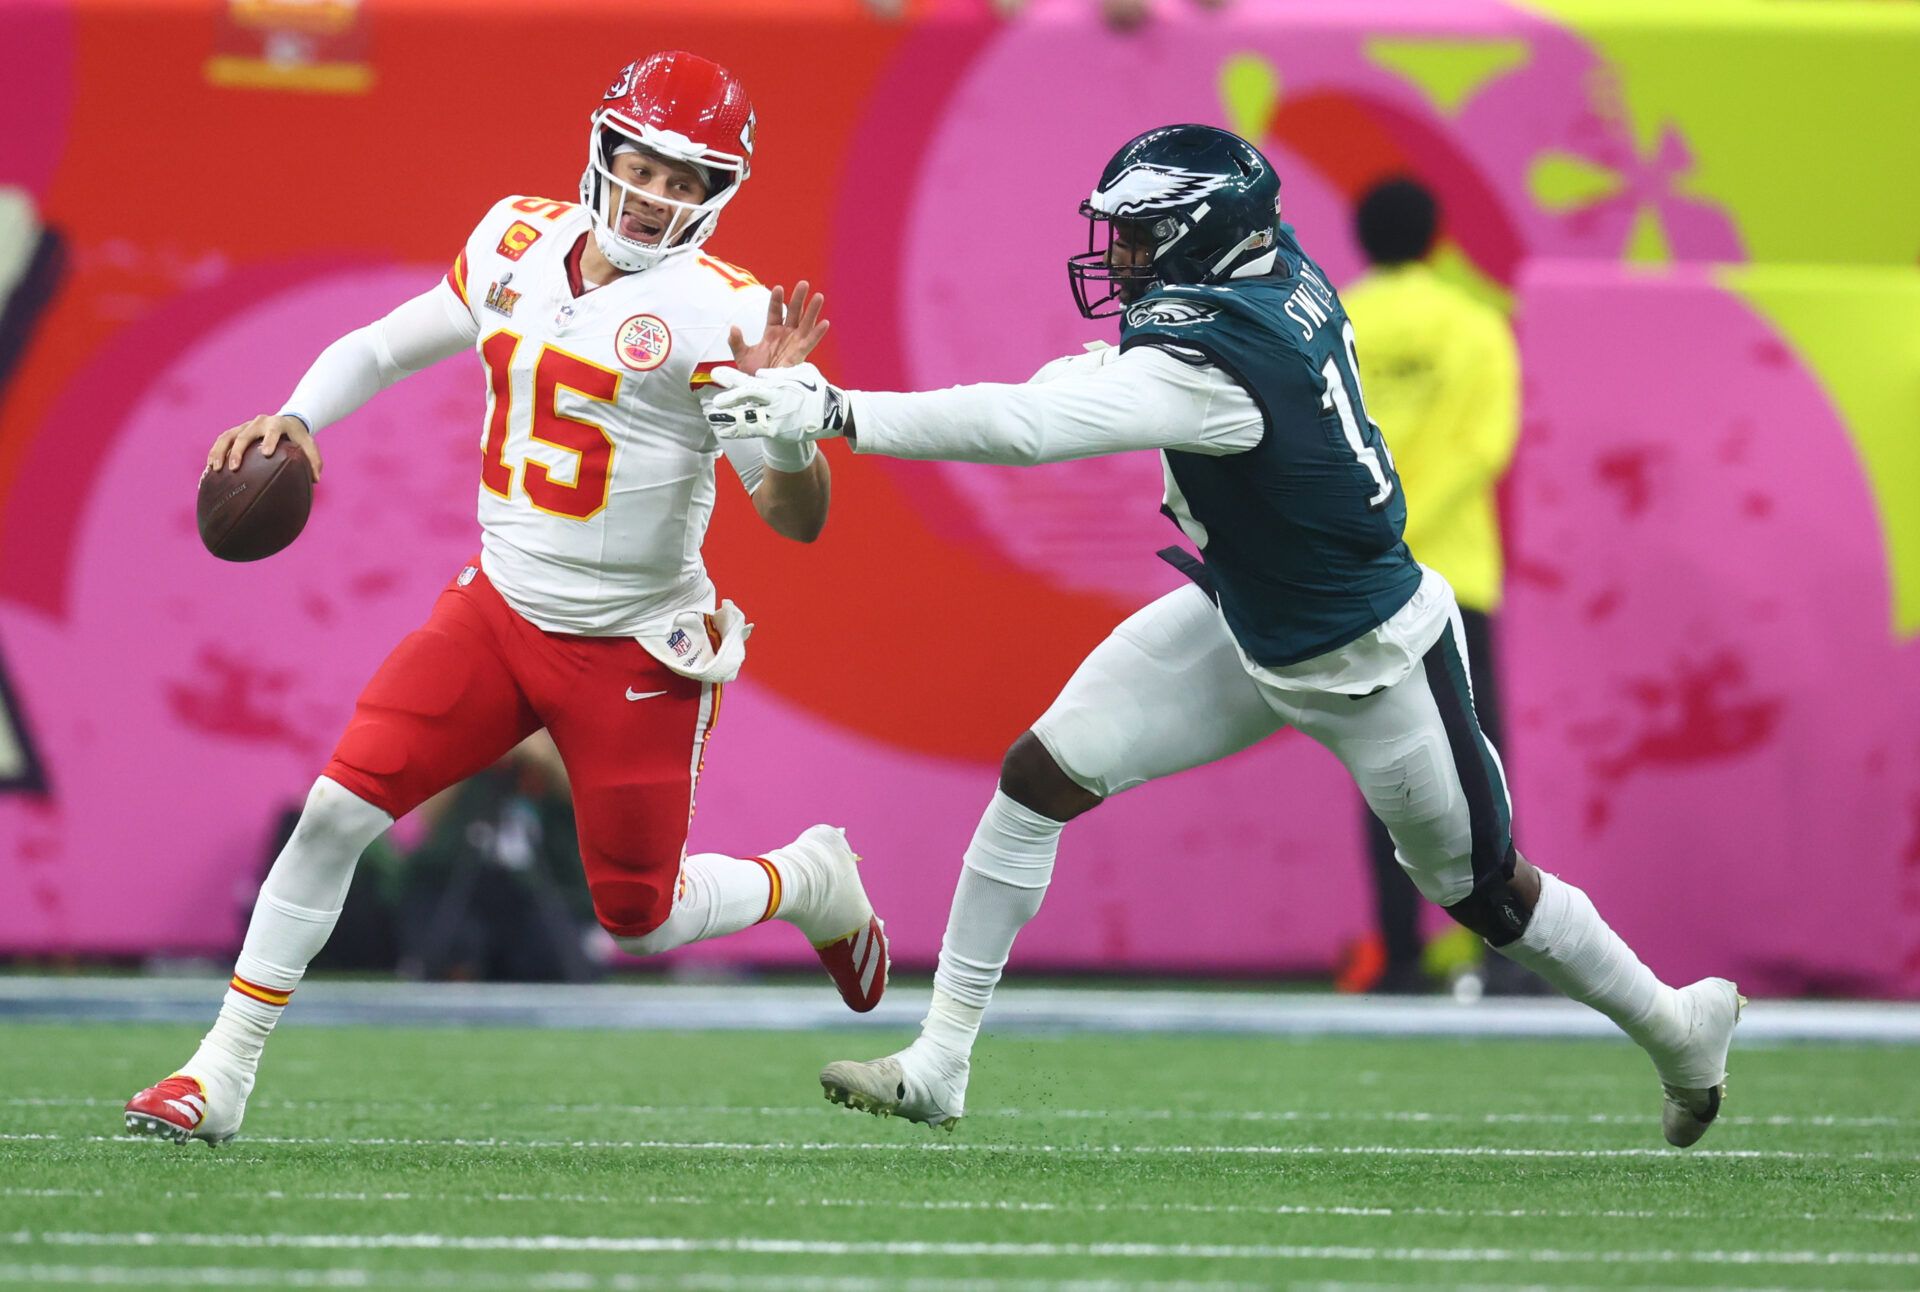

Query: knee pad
[590,876,672,942]
[1442,848,1532,946]
[291,778,392,853]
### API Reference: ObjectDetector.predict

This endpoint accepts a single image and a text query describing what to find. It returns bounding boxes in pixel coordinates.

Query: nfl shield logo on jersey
[457,565,477,587]
[666,628,693,659]
[616,314,672,371]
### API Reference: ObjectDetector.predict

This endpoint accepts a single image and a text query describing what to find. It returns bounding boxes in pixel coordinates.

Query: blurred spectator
[1338,176,1525,994]
[397,732,602,983]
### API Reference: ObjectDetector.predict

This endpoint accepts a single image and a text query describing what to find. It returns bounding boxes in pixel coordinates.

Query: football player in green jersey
[708,125,1741,1146]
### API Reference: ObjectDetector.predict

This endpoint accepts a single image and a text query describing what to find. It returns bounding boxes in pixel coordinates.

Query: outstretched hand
[706,362,849,445]
[728,281,829,375]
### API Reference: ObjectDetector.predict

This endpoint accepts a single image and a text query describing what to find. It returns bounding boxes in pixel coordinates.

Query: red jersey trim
[446,249,469,307]
[565,232,590,299]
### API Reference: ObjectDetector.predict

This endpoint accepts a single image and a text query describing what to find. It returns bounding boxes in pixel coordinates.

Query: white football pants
[1029,581,1509,905]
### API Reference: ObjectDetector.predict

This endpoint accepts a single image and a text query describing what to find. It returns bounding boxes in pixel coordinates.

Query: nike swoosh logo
[625,688,668,702]
[795,379,818,391]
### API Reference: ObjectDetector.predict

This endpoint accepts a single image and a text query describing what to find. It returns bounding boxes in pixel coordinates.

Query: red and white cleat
[770,825,890,1012]
[124,1075,212,1144]
[124,1064,249,1145]
[816,914,890,1014]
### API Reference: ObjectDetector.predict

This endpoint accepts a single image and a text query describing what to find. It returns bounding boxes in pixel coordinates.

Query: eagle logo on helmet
[1095,164,1231,217]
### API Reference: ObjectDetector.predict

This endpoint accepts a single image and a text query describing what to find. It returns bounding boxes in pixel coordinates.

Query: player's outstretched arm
[707,347,1249,467]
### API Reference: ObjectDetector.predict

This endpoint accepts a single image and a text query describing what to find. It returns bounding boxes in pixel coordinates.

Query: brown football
[196,437,313,562]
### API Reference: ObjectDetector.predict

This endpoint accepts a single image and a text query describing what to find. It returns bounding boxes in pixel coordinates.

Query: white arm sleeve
[278,280,478,432]
[848,344,1264,464]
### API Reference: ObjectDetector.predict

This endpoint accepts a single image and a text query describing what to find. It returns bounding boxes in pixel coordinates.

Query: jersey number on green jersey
[1320,319,1395,508]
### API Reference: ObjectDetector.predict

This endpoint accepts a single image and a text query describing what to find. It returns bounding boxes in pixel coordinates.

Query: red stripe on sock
[751,856,781,924]
[229,975,292,1007]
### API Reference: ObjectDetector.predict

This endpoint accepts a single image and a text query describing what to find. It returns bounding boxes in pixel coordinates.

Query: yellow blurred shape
[1365,38,1531,115]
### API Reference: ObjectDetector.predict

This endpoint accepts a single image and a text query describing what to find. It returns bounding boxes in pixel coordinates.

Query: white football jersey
[445,195,771,636]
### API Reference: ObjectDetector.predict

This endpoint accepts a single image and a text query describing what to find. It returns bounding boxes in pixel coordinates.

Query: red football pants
[323,563,721,937]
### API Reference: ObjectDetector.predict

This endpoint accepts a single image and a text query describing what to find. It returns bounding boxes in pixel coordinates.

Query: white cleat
[773,825,889,1012]
[1658,977,1745,1147]
[821,1044,967,1132]
[123,1061,253,1146]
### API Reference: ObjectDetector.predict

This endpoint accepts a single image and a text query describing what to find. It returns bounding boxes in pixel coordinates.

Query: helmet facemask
[1068,206,1183,319]
[579,116,748,274]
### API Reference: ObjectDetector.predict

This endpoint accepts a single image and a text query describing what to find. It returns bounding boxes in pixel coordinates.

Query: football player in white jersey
[124,52,890,1146]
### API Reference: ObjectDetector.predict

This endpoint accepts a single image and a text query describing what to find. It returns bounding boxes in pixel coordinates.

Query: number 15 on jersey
[480,330,623,522]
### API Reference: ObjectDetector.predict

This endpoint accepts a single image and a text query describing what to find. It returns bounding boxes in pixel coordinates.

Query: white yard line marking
[1298,1284,1818,1292]
[11,1232,1920,1267]
[3,1130,1913,1160]
[0,1266,1840,1292]
[0,1267,373,1289]
[13,1095,1908,1130]
[0,1266,1271,1292]
[3,1186,1913,1227]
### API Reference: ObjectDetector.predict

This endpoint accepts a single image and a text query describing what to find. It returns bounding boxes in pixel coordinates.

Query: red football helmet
[580,52,756,273]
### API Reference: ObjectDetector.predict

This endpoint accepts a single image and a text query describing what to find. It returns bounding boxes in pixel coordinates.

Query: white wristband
[759,437,818,474]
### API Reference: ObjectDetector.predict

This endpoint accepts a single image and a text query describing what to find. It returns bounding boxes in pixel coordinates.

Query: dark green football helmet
[1068,124,1283,318]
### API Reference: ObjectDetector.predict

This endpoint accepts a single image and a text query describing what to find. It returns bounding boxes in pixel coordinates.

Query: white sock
[919,988,986,1064]
[918,790,1063,1062]
[614,853,773,956]
[190,778,391,1076]
[1496,870,1687,1073]
[753,829,849,945]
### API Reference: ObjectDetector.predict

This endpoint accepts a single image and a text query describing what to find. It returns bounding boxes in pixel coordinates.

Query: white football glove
[706,362,850,445]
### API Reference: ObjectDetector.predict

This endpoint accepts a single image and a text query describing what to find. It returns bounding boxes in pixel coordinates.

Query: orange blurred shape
[228,0,362,36]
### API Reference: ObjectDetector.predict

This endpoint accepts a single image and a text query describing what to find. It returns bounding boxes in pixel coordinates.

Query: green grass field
[3,1018,1917,1290]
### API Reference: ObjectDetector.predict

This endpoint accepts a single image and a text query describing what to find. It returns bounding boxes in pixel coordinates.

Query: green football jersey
[1120,224,1422,667]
